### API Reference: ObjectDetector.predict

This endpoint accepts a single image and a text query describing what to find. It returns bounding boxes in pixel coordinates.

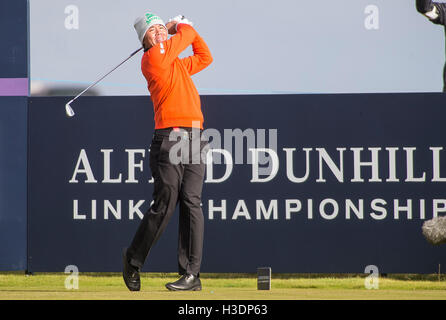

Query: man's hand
[169,15,184,24]
[178,18,193,27]
[166,21,178,35]
[167,15,194,35]
[167,15,184,34]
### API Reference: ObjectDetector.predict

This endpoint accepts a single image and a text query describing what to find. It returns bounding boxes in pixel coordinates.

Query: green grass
[0,272,446,300]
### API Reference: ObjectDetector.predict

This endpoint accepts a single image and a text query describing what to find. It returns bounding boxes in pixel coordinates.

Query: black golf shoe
[122,248,140,291]
[165,274,202,291]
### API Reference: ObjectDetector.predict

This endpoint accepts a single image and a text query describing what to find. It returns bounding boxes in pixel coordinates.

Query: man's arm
[416,0,446,24]
[146,23,197,69]
[180,26,213,76]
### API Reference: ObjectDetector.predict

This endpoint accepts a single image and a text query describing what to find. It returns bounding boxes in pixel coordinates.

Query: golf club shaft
[70,47,143,104]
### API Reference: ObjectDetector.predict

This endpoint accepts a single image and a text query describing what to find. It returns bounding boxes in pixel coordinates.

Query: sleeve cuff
[175,23,191,32]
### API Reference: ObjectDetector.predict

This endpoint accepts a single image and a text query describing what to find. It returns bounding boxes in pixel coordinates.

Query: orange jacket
[141,24,213,129]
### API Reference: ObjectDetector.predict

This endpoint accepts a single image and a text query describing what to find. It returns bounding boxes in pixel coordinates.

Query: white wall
[30,0,446,95]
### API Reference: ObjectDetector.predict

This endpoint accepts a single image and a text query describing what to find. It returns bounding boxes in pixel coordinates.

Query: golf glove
[168,15,184,23]
[179,18,193,26]
[168,14,194,32]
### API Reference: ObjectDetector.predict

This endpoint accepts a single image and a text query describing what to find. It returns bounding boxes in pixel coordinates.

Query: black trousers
[127,128,208,276]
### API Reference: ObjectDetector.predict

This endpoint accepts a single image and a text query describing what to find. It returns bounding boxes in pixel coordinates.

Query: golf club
[65,46,144,117]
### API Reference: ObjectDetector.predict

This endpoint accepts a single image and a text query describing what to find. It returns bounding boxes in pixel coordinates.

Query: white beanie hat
[134,13,167,45]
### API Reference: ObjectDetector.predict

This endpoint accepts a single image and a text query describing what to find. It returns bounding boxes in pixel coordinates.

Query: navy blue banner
[0,97,28,270]
[28,94,446,273]
[0,0,28,78]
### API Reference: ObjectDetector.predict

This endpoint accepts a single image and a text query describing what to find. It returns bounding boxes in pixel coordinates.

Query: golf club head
[65,101,75,117]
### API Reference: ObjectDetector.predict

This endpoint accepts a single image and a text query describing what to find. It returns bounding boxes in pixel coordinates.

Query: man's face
[144,24,168,49]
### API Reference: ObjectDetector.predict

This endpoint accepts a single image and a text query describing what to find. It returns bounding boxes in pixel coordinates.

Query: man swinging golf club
[122,12,213,292]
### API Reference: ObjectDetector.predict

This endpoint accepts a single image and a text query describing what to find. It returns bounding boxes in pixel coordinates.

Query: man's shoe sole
[165,284,202,291]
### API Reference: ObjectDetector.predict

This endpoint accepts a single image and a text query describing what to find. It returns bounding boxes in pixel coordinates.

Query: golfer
[416,0,446,91]
[122,13,213,291]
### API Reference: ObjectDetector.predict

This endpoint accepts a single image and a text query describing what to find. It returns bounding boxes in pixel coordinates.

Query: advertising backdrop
[28,94,446,273]
[0,0,28,270]
[0,97,27,270]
